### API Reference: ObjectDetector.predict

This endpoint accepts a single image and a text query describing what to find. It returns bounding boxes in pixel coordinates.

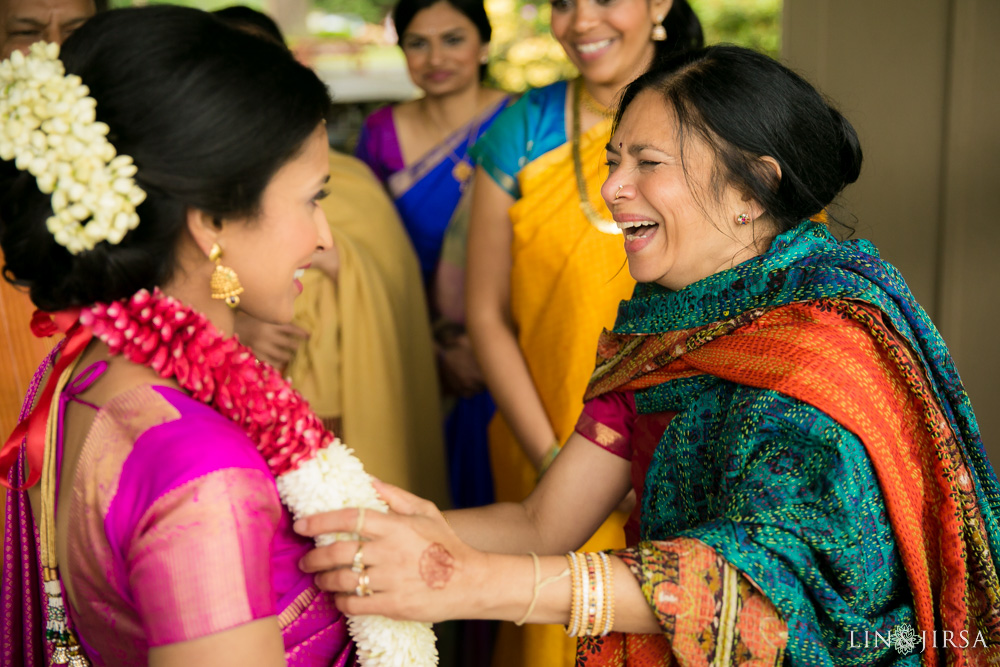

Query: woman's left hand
[294,480,486,622]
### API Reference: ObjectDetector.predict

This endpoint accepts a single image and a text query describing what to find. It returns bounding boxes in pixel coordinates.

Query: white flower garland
[276,442,438,666]
[0,42,146,254]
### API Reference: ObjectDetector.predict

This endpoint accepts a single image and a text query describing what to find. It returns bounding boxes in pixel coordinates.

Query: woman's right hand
[295,480,488,623]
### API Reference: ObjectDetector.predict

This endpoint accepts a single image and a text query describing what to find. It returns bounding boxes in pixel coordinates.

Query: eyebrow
[9,16,89,29]
[605,142,669,156]
[9,17,47,27]
[404,26,468,40]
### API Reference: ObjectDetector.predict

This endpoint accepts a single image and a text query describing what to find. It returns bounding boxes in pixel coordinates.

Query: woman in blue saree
[355,0,509,512]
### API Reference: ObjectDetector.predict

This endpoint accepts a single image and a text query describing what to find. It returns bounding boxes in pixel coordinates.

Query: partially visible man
[0,0,105,444]
[0,0,104,58]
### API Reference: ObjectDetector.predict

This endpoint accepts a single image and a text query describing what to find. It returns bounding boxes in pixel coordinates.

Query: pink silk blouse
[59,376,355,666]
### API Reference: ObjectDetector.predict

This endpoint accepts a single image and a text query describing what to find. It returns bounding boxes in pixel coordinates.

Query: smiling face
[219,124,333,324]
[602,90,767,290]
[0,0,95,58]
[549,0,669,90]
[399,1,486,98]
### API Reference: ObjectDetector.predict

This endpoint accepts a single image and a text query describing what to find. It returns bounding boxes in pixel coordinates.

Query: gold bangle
[516,552,570,626]
[599,552,615,636]
[565,552,583,636]
[584,552,600,635]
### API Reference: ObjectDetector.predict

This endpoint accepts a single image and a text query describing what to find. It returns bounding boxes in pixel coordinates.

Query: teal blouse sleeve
[469,80,568,200]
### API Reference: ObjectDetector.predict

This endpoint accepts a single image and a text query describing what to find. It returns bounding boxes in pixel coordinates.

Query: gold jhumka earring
[209,243,244,308]
[651,17,667,42]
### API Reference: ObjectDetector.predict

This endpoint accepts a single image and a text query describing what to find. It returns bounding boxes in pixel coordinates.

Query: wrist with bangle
[512,550,616,636]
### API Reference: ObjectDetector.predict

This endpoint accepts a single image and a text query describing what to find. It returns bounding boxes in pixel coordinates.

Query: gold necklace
[40,362,90,666]
[571,78,620,235]
[578,81,612,119]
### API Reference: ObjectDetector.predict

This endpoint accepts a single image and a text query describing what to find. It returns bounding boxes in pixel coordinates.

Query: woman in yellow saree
[465,1,702,664]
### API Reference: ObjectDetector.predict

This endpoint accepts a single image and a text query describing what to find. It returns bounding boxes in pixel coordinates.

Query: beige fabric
[287,152,448,507]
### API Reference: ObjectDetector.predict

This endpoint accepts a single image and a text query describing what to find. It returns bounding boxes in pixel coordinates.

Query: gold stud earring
[209,243,243,308]
[736,213,752,225]
[651,17,667,42]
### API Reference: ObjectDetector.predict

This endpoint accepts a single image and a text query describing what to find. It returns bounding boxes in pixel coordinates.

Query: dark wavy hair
[0,5,332,312]
[393,0,492,81]
[613,45,862,237]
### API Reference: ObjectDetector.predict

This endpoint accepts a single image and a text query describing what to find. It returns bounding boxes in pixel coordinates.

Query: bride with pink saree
[0,7,398,666]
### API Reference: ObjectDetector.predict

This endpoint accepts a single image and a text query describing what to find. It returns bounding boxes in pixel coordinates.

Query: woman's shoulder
[356,104,403,180]
[362,104,396,130]
[94,383,271,482]
[471,80,569,187]
[492,79,566,125]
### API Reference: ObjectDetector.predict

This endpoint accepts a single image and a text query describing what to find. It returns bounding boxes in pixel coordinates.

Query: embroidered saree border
[575,538,786,666]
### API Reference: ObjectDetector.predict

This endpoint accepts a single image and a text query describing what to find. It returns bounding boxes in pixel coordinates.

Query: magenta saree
[2,359,356,666]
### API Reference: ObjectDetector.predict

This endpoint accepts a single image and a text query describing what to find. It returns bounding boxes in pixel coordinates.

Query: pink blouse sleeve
[125,467,281,646]
[574,390,636,460]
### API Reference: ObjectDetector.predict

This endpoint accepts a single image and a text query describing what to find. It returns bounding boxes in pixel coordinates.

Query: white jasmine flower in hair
[0,41,147,254]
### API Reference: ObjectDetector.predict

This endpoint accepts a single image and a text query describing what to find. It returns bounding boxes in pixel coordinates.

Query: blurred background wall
[783,0,1000,464]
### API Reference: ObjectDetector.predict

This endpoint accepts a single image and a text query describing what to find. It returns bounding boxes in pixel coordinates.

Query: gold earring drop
[651,17,667,42]
[209,243,244,308]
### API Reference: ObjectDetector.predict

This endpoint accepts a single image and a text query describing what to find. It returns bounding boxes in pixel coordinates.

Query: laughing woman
[0,7,363,665]
[298,46,1000,666]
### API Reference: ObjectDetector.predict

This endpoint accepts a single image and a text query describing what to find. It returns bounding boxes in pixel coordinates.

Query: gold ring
[355,571,373,597]
[354,507,366,536]
[351,543,365,574]
[615,184,624,199]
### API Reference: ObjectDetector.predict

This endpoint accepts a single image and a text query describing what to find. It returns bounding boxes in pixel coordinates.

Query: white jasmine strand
[276,442,438,666]
[0,42,146,254]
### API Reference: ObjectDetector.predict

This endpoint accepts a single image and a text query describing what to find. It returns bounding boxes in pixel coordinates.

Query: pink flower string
[78,288,330,476]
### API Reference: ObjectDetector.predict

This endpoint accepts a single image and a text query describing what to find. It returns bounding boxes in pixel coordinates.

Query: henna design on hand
[419,543,454,590]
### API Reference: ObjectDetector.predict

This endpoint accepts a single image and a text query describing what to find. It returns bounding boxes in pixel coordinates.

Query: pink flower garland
[78,288,329,476]
[78,288,439,665]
